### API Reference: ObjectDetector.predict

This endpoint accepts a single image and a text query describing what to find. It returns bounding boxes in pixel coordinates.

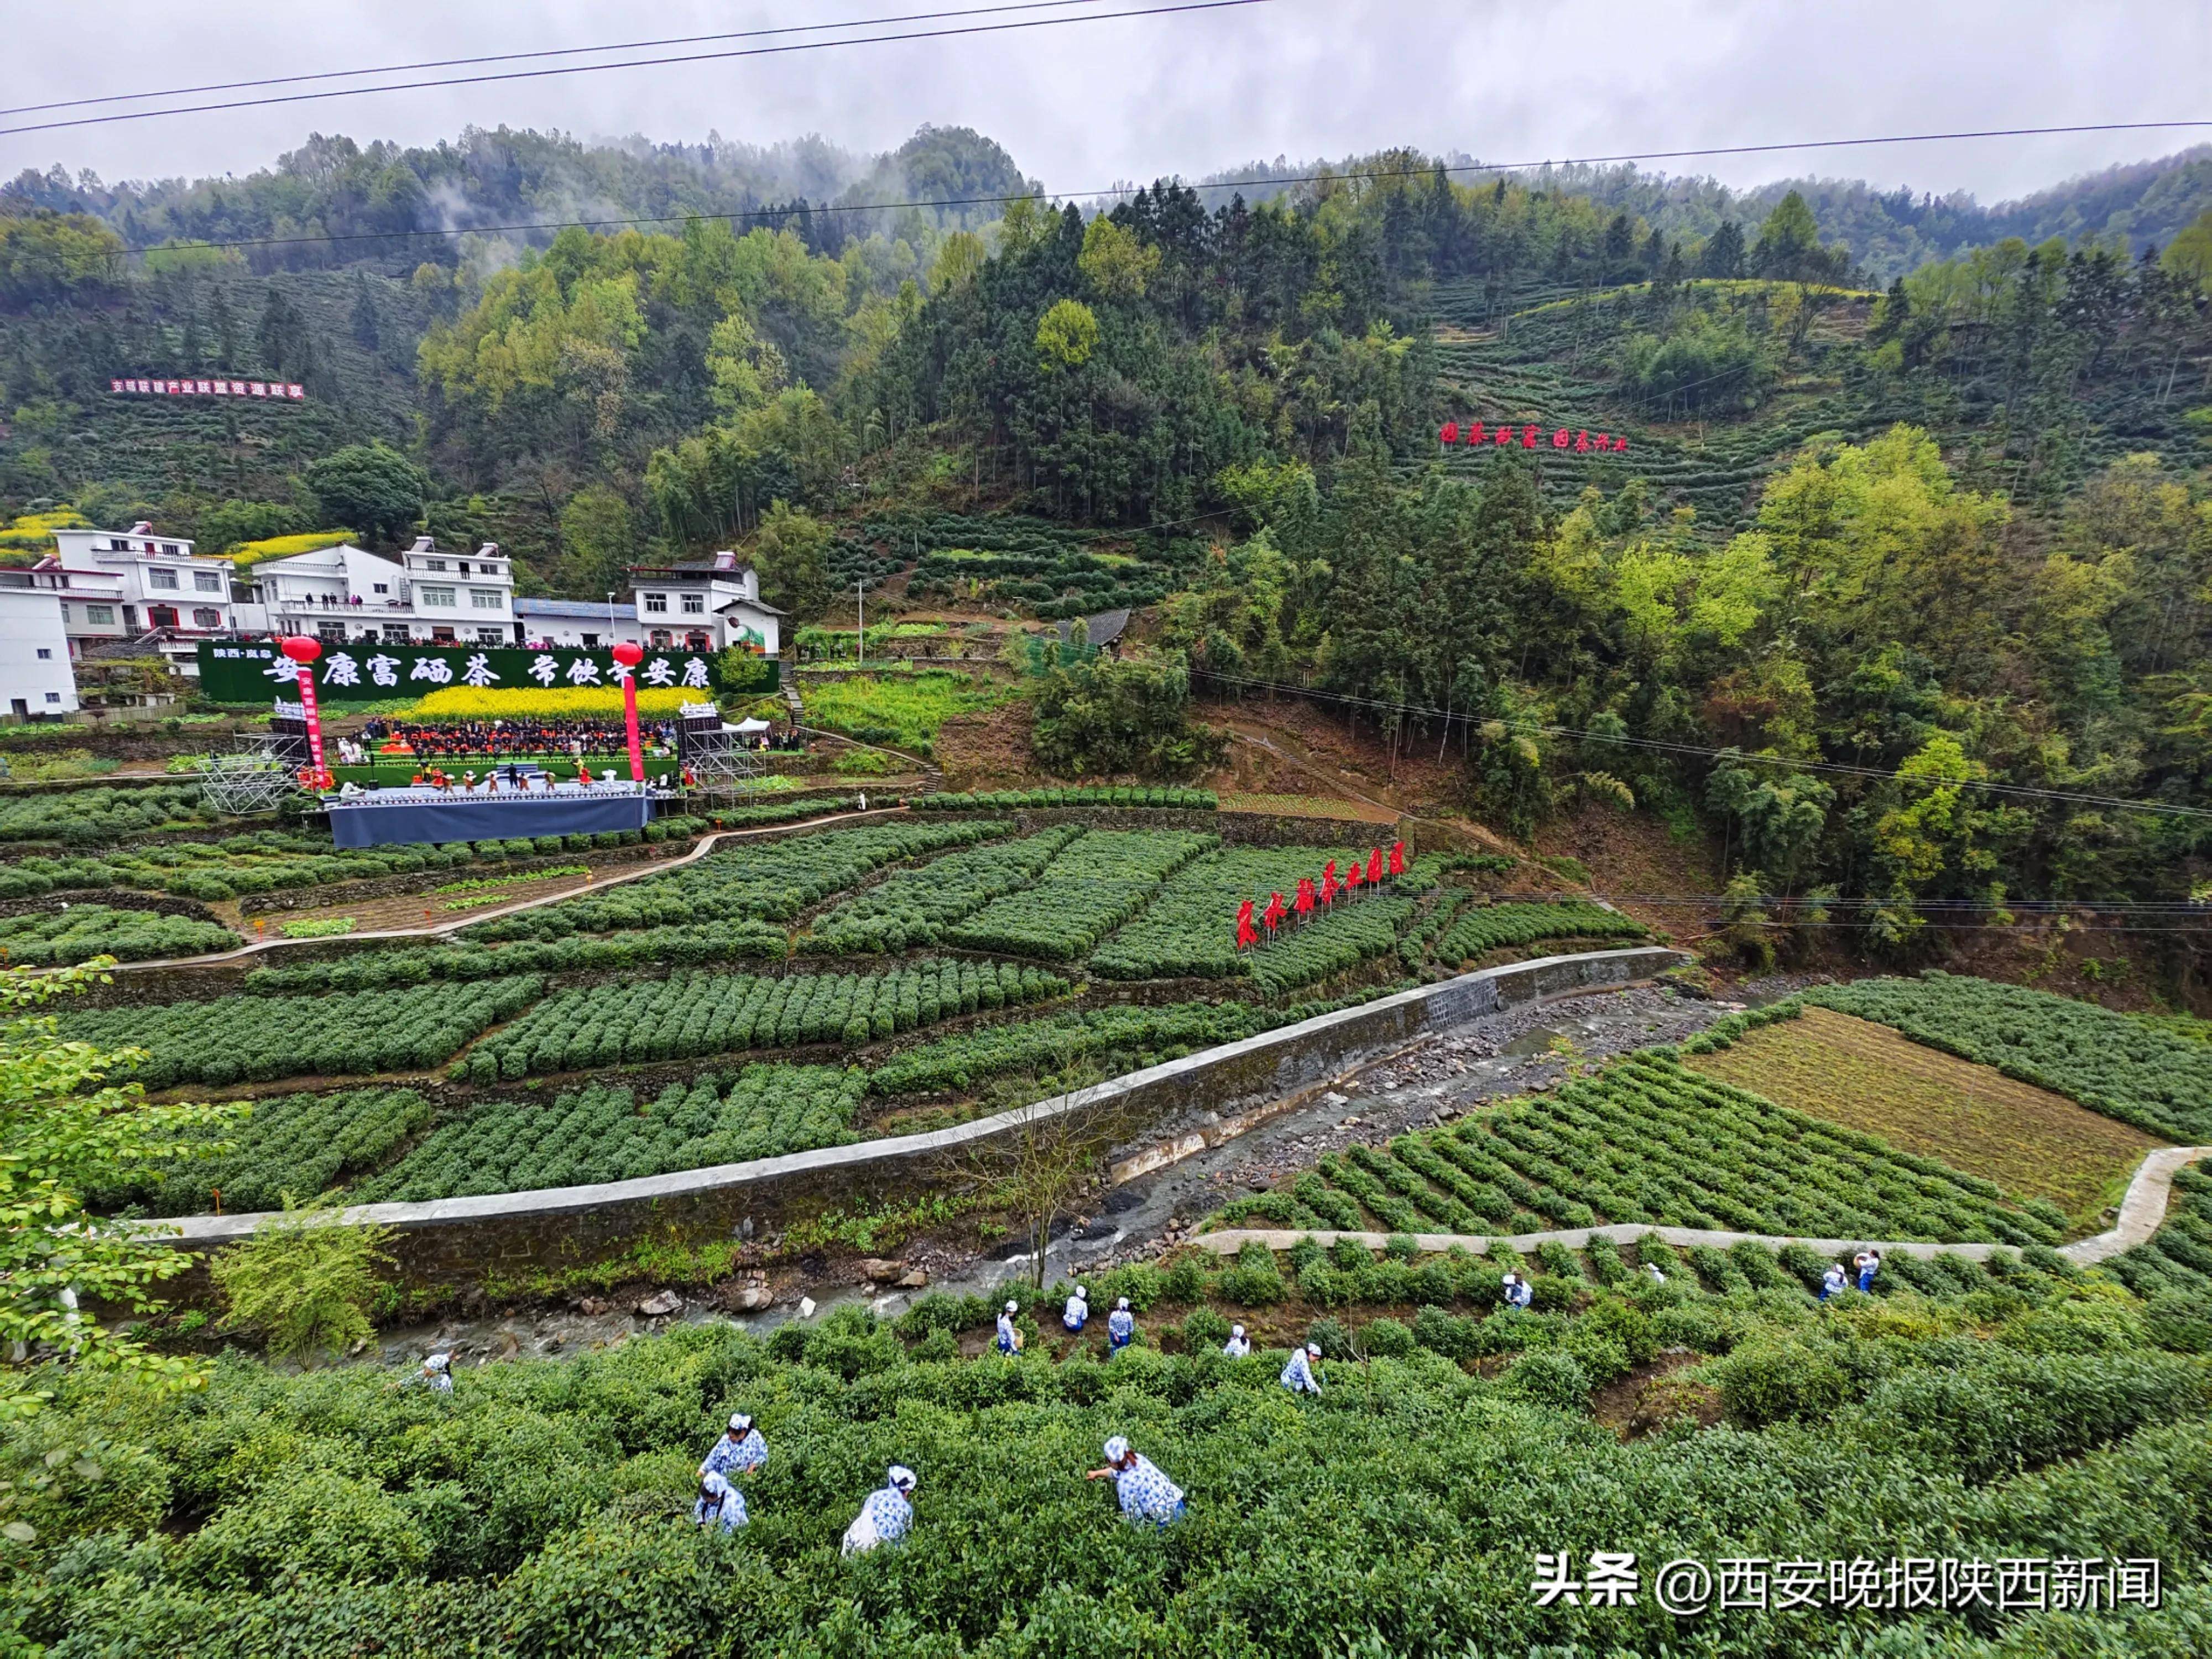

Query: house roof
[513,597,641,622]
[1057,607,1130,646]
[714,594,788,616]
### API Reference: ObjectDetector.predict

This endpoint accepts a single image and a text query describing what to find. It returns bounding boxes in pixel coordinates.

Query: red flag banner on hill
[1235,898,1259,951]
[1294,877,1315,917]
[1439,419,1623,452]
[1263,891,1287,933]
[1366,847,1384,886]
[1389,840,1406,875]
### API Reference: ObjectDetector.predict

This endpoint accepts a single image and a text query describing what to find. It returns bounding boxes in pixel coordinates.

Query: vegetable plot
[0,904,238,965]
[457,959,1067,1078]
[467,820,1005,940]
[808,827,1083,953]
[1809,972,2212,1142]
[946,829,1214,960]
[1235,1052,2063,1244]
[63,975,544,1088]
[354,1065,865,1200]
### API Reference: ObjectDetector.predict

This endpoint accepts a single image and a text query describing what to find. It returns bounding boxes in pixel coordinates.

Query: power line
[0,0,1273,140]
[83,116,2212,257]
[1188,669,2212,822]
[0,0,1115,119]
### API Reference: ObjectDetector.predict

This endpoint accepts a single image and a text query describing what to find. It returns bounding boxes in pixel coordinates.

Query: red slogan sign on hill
[1440,420,1624,452]
[111,377,305,399]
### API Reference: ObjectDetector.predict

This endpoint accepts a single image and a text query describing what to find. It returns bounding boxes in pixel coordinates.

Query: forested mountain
[1201,145,2212,281]
[2,126,2209,953]
[3,123,1035,263]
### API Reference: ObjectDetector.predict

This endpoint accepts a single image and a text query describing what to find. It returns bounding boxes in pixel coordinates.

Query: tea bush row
[945,829,1213,960]
[241,923,791,993]
[1249,1052,2063,1245]
[0,904,238,965]
[1432,900,1650,965]
[456,959,1067,1079]
[924,786,1216,811]
[91,1087,436,1216]
[807,827,1082,953]
[63,975,544,1088]
[467,821,1004,940]
[1088,844,1370,980]
[353,1065,866,1201]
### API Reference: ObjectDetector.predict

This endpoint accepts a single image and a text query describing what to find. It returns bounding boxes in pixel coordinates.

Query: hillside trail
[102,803,919,972]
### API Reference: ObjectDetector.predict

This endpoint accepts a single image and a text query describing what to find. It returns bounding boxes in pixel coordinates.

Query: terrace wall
[159,944,1688,1285]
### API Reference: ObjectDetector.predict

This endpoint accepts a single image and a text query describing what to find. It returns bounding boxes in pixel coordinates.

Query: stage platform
[324,780,653,848]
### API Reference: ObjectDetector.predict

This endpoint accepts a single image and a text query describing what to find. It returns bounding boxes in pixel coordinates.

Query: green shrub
[1498,1350,1592,1410]
[1362,1317,1416,1358]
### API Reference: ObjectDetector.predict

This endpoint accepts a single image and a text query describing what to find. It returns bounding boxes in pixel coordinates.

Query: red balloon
[610,640,645,667]
[279,635,322,664]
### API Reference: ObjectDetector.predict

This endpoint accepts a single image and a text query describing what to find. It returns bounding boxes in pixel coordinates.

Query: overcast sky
[3,0,2206,204]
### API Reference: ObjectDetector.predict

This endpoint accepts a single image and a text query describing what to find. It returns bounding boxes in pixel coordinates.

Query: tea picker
[1086,1436,1186,1527]
[1222,1323,1250,1358]
[1281,1341,1323,1395]
[842,1465,917,1556]
[997,1300,1024,1354]
[1854,1248,1882,1293]
[1063,1285,1089,1332]
[1107,1297,1136,1353]
[693,1470,747,1532]
[1820,1262,1849,1302]
[1500,1272,1534,1310]
[419,1352,453,1393]
[700,1412,767,1480]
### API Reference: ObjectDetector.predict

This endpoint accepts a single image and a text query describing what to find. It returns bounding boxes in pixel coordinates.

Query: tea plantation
[53,809,1598,1215]
[11,1218,2211,1657]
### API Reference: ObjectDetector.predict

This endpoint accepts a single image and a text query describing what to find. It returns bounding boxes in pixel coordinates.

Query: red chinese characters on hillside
[1438,419,1624,452]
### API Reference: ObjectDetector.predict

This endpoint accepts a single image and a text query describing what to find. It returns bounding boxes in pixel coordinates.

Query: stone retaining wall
[158,945,1686,1285]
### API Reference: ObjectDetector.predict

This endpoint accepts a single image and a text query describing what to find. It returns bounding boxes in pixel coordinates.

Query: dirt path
[105,805,917,971]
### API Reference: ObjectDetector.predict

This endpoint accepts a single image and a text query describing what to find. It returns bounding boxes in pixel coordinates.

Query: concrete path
[102,804,915,971]
[1192,1145,2210,1267]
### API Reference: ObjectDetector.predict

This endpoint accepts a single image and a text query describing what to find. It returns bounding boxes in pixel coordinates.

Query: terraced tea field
[1685,1003,2166,1229]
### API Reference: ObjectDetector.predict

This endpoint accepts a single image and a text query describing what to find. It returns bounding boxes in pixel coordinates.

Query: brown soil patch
[1530,801,1720,939]
[934,701,1037,789]
[1684,1005,2167,1232]
[223,868,609,938]
[1591,1352,1715,1438]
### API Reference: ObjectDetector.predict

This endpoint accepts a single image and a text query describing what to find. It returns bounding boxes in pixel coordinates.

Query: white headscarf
[887,1464,917,1493]
[1103,1436,1130,1463]
[728,1412,752,1433]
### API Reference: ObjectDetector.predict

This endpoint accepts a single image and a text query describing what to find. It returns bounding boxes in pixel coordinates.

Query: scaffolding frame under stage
[196,739,304,815]
[677,724,761,784]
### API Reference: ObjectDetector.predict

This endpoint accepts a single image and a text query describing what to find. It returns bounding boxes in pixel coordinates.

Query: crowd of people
[355,718,677,762]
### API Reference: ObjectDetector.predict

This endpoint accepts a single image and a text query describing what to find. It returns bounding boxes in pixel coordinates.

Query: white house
[236,538,516,645]
[0,576,79,719]
[24,560,129,655]
[623,551,784,656]
[511,597,640,649]
[45,520,242,674]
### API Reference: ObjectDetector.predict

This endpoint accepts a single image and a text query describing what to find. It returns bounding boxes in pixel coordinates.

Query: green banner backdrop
[197,640,776,704]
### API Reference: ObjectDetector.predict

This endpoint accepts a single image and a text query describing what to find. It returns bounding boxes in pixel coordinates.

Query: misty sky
[3,0,2206,205]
